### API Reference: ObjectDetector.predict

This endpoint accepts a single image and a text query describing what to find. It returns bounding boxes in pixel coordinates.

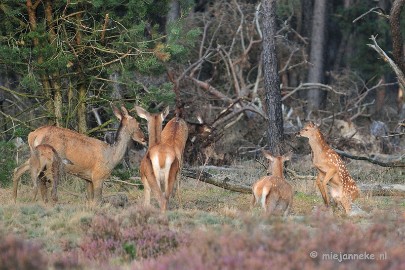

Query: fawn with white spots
[135,106,188,211]
[252,150,293,216]
[297,122,360,214]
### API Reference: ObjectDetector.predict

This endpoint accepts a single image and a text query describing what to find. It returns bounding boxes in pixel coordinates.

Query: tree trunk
[262,0,284,156]
[307,0,327,111]
[77,84,87,133]
[167,0,180,25]
[44,0,63,126]
[75,11,87,133]
[390,0,405,75]
[26,0,55,125]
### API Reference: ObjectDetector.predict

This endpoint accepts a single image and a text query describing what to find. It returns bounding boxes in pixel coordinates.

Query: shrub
[79,208,185,263]
[0,234,47,270]
[136,212,405,270]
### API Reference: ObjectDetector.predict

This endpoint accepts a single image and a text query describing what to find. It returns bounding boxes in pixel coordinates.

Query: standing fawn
[144,112,188,211]
[13,144,68,203]
[252,150,293,216]
[135,105,170,209]
[13,106,146,204]
[297,122,360,214]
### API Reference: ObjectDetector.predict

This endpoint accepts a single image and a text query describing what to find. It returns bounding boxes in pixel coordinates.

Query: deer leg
[51,162,59,203]
[321,168,337,207]
[86,182,94,201]
[93,180,103,205]
[38,174,48,203]
[12,159,31,203]
[165,159,180,209]
[340,195,352,214]
[266,193,278,215]
[316,172,329,206]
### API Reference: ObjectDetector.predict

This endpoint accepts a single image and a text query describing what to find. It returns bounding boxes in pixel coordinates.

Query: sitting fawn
[252,150,293,216]
[297,122,360,214]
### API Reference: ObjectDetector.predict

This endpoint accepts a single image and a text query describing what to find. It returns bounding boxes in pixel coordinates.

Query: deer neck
[270,159,284,178]
[107,125,132,169]
[307,130,329,158]
[148,119,162,148]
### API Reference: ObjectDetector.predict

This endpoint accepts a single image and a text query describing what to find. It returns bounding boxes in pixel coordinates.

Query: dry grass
[0,154,404,269]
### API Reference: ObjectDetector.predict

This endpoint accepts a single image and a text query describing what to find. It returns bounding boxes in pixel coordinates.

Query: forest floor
[0,155,404,269]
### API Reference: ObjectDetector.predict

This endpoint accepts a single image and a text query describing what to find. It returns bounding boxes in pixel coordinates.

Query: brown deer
[142,112,188,211]
[13,106,146,204]
[12,144,67,203]
[134,105,170,208]
[297,121,360,214]
[252,150,293,216]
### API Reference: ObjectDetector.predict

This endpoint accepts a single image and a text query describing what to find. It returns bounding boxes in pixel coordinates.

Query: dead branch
[359,184,405,196]
[368,35,405,90]
[282,82,347,101]
[106,177,142,186]
[183,168,405,197]
[333,148,405,167]
[182,168,251,194]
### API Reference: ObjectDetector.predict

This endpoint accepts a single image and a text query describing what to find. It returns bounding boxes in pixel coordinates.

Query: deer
[12,105,146,204]
[137,107,188,211]
[252,150,293,216]
[134,105,170,209]
[12,144,68,203]
[297,121,360,214]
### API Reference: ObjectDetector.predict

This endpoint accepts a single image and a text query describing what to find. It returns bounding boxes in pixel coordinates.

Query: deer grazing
[297,121,360,214]
[136,106,188,211]
[13,144,67,203]
[252,150,293,216]
[13,105,146,204]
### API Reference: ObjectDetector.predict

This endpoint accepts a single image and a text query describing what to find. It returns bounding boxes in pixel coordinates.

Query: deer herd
[12,104,360,216]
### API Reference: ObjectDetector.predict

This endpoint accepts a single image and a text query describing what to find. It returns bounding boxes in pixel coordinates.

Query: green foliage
[123,242,137,260]
[0,0,197,135]
[0,142,16,187]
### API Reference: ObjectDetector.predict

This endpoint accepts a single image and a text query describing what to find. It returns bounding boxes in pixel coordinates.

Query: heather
[0,157,404,269]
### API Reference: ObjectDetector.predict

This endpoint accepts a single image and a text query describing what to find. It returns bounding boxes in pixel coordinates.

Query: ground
[0,155,404,269]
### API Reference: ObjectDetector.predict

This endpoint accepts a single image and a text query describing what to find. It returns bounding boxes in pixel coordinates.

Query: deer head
[262,150,292,177]
[296,121,320,138]
[113,105,146,145]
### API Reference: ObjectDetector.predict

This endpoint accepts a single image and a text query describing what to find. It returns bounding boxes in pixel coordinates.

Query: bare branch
[368,35,405,89]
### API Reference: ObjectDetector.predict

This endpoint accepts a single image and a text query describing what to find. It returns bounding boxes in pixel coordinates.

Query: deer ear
[112,105,122,120]
[121,106,130,117]
[162,106,170,120]
[134,105,149,120]
[262,149,274,161]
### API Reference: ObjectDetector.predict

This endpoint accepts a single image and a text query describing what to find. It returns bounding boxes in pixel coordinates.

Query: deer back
[161,117,189,162]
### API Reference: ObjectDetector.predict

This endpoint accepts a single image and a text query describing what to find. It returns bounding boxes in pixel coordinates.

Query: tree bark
[262,0,284,156]
[44,0,63,127]
[75,11,87,133]
[307,0,327,111]
[26,0,55,125]
[390,0,405,75]
[167,0,180,25]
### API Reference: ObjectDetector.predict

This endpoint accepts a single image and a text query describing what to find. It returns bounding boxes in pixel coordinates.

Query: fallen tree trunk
[183,168,405,196]
[333,148,405,168]
[359,184,405,197]
[182,168,251,194]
